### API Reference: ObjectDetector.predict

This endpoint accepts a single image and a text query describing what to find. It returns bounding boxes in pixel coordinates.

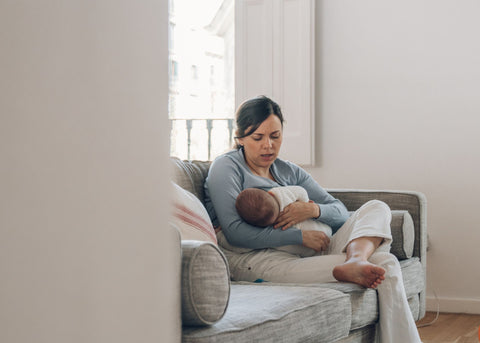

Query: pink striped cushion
[172,183,217,244]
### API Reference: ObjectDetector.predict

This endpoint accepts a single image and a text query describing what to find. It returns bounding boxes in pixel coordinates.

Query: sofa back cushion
[171,157,211,204]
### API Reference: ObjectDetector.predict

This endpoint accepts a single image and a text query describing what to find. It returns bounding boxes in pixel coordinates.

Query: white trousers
[220,200,421,343]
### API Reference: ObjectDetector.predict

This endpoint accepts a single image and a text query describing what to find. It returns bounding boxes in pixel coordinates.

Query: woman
[204,96,421,342]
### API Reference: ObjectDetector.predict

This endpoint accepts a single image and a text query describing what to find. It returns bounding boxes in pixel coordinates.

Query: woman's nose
[263,138,273,148]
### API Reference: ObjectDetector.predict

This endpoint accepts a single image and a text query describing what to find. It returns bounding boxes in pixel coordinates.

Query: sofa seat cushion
[334,325,376,343]
[314,283,379,331]
[183,283,351,343]
[400,257,424,297]
[234,256,424,333]
[312,257,424,330]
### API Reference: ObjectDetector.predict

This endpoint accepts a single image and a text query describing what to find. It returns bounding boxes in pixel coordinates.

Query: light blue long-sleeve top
[204,149,349,249]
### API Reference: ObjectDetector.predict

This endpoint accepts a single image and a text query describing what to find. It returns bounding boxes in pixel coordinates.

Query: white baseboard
[426,295,480,314]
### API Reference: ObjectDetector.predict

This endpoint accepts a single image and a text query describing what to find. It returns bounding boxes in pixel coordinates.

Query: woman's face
[238,114,283,171]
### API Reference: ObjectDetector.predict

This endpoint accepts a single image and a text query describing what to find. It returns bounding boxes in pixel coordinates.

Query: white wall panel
[0,1,179,342]
[236,0,315,165]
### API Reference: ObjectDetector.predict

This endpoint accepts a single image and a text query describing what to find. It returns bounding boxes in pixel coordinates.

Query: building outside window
[168,0,235,161]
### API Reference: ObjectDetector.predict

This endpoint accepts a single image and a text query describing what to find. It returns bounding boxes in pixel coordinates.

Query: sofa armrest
[181,240,230,326]
[327,189,427,320]
[327,189,427,263]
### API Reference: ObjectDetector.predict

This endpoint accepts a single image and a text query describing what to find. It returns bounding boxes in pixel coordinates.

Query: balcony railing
[170,118,235,161]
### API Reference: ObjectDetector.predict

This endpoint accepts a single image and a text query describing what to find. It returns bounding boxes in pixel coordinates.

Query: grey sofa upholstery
[171,157,427,343]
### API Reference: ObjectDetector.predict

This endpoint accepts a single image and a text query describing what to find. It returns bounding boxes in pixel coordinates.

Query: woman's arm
[281,162,349,233]
[204,155,303,249]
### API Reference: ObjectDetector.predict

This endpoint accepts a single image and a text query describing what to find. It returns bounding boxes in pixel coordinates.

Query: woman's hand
[302,230,330,252]
[274,201,320,230]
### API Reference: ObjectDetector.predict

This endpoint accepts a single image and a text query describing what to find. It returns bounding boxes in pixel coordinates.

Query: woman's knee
[357,200,392,221]
[362,200,390,213]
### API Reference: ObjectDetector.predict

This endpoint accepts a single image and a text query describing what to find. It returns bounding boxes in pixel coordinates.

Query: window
[168,0,235,161]
[169,60,178,82]
[191,65,198,80]
[168,22,175,51]
[169,0,314,165]
[210,65,215,86]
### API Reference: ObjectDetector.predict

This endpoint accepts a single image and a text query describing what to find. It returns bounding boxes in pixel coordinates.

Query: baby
[235,186,332,257]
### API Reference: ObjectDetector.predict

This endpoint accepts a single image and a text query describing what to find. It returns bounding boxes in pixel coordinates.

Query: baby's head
[235,188,280,227]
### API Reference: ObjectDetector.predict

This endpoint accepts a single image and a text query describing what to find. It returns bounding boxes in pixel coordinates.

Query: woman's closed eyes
[251,133,281,141]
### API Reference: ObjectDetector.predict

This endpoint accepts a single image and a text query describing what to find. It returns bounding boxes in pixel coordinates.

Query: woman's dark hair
[234,95,284,149]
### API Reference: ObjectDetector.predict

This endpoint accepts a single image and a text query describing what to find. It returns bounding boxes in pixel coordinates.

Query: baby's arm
[269,185,309,210]
[284,185,309,203]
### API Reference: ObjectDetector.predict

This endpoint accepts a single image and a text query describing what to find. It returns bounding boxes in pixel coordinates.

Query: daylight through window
[168,0,235,161]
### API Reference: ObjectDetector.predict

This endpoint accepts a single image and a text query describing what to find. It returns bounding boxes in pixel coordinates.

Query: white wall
[308,0,480,313]
[0,1,180,342]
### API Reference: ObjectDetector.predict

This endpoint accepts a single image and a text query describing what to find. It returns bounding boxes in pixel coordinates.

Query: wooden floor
[416,312,480,343]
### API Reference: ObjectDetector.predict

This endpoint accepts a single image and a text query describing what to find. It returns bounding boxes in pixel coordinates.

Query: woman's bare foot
[332,260,386,288]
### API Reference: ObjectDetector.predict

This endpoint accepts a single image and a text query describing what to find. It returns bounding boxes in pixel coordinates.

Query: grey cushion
[227,256,425,332]
[346,210,414,260]
[334,325,376,343]
[390,210,414,259]
[171,158,210,203]
[183,283,351,343]
[181,241,230,326]
[315,283,378,331]
[400,257,424,297]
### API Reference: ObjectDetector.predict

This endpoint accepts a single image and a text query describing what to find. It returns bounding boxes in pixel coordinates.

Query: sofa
[171,157,427,343]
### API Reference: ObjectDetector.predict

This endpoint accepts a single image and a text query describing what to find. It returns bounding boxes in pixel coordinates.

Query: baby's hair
[235,188,278,227]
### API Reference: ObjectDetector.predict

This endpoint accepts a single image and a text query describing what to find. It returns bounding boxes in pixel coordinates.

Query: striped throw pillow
[172,182,217,244]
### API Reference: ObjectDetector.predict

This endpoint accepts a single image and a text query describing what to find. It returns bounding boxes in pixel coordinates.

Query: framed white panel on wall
[235,0,274,100]
[235,0,315,165]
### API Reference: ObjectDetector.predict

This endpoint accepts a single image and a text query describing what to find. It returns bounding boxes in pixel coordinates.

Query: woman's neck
[247,162,273,180]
